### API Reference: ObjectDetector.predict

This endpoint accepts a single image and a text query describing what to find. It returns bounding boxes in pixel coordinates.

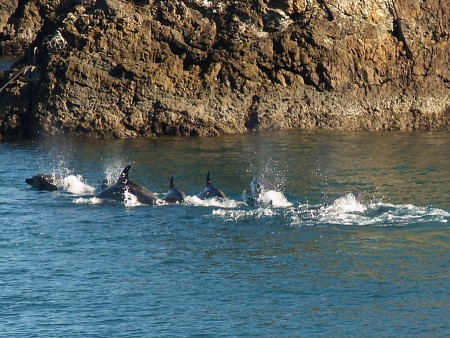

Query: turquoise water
[1,131,449,336]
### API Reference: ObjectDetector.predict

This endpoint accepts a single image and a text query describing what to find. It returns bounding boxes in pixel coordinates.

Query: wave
[212,207,278,222]
[356,203,449,227]
[211,197,449,227]
[305,202,448,227]
[70,182,449,227]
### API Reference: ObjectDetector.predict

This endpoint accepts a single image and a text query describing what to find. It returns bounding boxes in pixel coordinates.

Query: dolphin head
[351,190,364,203]
[25,174,58,191]
[250,177,275,198]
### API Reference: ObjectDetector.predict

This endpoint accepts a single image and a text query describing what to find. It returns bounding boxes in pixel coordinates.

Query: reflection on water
[0,56,19,71]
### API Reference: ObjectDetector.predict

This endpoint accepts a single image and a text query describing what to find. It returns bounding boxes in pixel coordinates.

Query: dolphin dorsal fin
[206,172,212,187]
[169,175,175,189]
[119,165,131,184]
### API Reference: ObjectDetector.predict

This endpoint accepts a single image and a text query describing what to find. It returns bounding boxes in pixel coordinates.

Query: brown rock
[0,0,449,139]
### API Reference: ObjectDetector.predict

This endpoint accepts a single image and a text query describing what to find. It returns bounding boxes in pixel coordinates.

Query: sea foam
[62,175,96,195]
[185,195,244,208]
[254,189,292,208]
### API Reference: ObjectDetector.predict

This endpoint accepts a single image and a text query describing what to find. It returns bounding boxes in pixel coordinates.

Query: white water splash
[104,161,128,186]
[73,197,102,205]
[323,192,366,213]
[255,190,292,208]
[212,207,276,221]
[62,175,96,195]
[185,195,244,208]
[124,189,142,207]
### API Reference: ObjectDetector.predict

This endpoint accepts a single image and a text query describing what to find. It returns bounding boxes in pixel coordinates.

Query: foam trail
[359,203,450,227]
[73,197,103,205]
[185,195,244,208]
[212,207,276,221]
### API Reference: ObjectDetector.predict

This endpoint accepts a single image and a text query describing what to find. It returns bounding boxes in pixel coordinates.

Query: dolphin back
[163,189,186,203]
[95,184,126,201]
[197,172,226,199]
[163,176,186,203]
[95,164,132,202]
[127,182,159,205]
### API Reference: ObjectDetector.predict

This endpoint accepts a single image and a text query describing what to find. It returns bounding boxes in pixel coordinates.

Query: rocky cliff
[0,0,449,138]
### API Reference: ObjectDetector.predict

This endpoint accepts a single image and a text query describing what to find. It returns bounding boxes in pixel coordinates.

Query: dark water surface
[0,56,19,71]
[1,131,449,336]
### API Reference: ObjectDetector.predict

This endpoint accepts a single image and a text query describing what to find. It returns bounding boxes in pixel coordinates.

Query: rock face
[0,0,449,138]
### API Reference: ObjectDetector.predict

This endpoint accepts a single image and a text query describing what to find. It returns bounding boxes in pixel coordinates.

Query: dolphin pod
[26,164,364,207]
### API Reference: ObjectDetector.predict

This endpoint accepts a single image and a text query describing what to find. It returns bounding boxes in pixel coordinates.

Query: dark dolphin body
[25,174,58,191]
[95,165,158,205]
[249,176,276,206]
[162,175,186,203]
[250,177,275,199]
[350,190,364,203]
[197,172,226,200]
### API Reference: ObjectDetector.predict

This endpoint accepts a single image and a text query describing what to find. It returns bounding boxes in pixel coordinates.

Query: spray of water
[62,175,96,194]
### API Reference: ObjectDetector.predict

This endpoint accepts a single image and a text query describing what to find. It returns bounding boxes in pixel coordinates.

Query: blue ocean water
[0,131,449,337]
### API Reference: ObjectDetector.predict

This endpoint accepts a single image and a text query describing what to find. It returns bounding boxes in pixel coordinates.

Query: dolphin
[95,165,159,205]
[250,177,275,200]
[249,176,275,207]
[197,172,226,199]
[350,190,364,204]
[25,174,58,191]
[248,176,293,207]
[162,175,186,203]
